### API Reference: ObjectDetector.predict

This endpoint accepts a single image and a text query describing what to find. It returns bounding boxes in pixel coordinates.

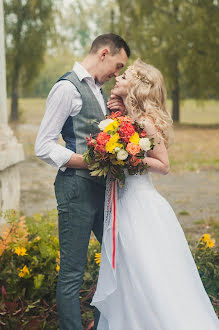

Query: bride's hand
[107,93,126,114]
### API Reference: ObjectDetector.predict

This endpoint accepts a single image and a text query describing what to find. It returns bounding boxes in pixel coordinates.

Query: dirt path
[13,121,218,239]
[19,159,219,232]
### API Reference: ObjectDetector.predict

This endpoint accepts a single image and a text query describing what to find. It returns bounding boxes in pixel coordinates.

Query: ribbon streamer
[111,179,118,269]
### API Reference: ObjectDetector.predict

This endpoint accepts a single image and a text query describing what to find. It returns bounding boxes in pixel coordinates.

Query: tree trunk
[172,58,180,122]
[10,66,19,122]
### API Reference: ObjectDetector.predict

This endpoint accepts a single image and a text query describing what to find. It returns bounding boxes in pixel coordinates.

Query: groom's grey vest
[57,71,109,186]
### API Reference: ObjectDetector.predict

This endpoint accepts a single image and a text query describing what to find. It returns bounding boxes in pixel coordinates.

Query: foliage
[192,234,219,308]
[22,52,79,98]
[1,211,218,328]
[113,0,219,121]
[4,0,56,120]
[0,210,100,329]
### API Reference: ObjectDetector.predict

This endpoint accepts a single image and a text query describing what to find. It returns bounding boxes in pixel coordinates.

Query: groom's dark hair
[89,33,130,58]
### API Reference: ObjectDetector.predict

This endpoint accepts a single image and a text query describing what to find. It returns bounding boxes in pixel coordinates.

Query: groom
[35,33,130,329]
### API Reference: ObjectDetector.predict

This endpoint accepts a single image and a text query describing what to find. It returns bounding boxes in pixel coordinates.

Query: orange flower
[126,143,140,155]
[130,156,142,166]
[140,130,147,138]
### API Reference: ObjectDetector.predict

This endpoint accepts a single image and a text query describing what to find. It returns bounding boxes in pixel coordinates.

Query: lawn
[8,98,219,173]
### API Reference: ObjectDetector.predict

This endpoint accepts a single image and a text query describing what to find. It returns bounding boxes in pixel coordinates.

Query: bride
[91,59,219,330]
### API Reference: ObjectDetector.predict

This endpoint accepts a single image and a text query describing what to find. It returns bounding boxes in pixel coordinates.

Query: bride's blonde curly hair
[125,59,173,148]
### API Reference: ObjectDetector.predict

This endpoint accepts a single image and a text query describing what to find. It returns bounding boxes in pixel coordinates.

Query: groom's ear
[99,48,110,61]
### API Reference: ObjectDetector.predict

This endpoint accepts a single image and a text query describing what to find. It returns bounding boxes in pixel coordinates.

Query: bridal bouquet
[83,111,155,185]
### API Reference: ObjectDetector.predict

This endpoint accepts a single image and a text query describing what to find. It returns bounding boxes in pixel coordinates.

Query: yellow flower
[56,264,60,272]
[200,233,216,249]
[105,134,122,153]
[110,133,120,143]
[104,119,120,132]
[94,253,101,266]
[18,265,30,277]
[206,239,215,248]
[200,234,211,242]
[15,247,28,256]
[129,132,140,145]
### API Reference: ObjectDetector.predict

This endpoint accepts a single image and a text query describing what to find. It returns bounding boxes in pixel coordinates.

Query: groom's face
[96,48,128,85]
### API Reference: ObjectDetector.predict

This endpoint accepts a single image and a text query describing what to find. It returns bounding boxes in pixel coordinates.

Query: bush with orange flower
[0,210,101,329]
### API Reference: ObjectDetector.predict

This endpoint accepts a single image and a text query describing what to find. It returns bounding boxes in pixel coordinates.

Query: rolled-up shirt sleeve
[35,80,82,169]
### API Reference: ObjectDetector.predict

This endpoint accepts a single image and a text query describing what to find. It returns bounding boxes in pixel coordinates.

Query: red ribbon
[112,180,116,269]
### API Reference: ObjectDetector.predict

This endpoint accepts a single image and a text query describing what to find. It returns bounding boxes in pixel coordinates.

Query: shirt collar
[72,61,102,88]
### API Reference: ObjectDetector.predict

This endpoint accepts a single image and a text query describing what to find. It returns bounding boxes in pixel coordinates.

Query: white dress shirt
[35,62,107,171]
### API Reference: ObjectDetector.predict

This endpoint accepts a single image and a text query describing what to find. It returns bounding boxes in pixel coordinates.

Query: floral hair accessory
[129,65,151,85]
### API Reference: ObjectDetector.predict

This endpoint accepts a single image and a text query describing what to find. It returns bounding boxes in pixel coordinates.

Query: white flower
[117,150,128,160]
[114,147,121,152]
[98,119,114,131]
[139,138,151,151]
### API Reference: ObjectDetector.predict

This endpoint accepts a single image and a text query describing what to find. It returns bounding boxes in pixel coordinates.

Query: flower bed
[0,210,218,328]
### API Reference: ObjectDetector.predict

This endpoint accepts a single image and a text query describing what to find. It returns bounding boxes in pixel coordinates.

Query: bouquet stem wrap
[105,173,118,270]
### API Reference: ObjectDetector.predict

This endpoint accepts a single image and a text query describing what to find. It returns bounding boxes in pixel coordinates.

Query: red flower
[118,122,135,143]
[96,132,110,146]
[130,156,142,166]
[86,135,96,147]
[110,111,122,119]
[140,130,147,138]
[95,144,106,154]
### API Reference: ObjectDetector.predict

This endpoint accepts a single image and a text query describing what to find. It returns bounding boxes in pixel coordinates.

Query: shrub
[0,210,100,329]
[0,211,218,328]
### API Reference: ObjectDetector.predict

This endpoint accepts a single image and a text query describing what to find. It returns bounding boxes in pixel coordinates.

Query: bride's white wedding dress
[91,172,219,330]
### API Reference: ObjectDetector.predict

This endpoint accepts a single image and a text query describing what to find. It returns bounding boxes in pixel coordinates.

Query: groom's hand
[107,93,126,114]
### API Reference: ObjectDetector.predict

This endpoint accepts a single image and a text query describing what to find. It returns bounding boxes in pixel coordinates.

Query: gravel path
[19,160,219,230]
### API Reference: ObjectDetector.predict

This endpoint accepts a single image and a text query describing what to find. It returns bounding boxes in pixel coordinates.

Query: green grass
[7,98,219,172]
[167,99,219,125]
[7,98,219,125]
[184,216,219,246]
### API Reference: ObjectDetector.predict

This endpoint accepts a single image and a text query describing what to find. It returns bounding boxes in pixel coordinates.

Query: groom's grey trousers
[55,169,105,330]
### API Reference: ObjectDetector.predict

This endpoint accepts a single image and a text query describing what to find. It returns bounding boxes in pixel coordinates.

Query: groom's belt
[57,168,106,186]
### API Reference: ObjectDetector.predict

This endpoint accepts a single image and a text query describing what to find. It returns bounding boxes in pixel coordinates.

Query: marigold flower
[95,144,106,154]
[110,111,122,119]
[15,247,28,256]
[86,135,96,147]
[18,265,30,277]
[129,132,140,145]
[96,132,110,146]
[130,156,142,166]
[126,143,141,155]
[118,122,135,143]
[95,253,101,266]
[56,264,60,272]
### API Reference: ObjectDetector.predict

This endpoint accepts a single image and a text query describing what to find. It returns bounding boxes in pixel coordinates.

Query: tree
[4,0,56,121]
[115,0,219,122]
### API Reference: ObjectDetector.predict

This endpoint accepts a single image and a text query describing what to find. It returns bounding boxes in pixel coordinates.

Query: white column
[0,0,7,126]
[0,0,24,220]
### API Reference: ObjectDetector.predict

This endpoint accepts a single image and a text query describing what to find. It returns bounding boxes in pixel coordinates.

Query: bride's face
[111,69,132,98]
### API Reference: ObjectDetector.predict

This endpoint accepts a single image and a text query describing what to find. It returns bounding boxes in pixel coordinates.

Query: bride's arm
[142,119,170,175]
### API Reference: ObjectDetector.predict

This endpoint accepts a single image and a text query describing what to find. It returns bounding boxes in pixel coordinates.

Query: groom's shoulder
[56,71,79,84]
